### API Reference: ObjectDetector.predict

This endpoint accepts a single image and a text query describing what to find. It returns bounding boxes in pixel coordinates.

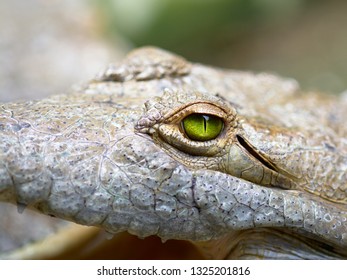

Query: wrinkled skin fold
[0,47,346,259]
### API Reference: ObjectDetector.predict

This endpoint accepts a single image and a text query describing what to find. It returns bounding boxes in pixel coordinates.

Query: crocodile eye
[182,113,223,141]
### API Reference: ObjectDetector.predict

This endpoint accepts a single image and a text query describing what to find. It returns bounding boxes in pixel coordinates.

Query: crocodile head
[0,47,346,259]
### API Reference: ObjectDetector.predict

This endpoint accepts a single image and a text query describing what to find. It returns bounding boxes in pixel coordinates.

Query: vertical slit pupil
[203,115,208,132]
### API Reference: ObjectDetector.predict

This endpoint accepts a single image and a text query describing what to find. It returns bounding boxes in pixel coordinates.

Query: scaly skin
[0,47,346,259]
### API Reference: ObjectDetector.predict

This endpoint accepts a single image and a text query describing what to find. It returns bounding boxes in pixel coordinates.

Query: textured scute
[0,47,346,259]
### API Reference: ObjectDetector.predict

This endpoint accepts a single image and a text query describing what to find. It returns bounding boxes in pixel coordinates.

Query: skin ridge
[0,47,346,259]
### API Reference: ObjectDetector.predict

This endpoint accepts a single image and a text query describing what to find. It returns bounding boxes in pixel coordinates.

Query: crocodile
[0,47,346,259]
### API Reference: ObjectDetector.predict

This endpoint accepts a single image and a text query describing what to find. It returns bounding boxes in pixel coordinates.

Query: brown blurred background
[0,0,346,259]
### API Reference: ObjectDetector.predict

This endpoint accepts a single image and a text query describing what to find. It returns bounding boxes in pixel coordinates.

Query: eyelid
[158,123,224,156]
[164,102,228,123]
[155,99,237,156]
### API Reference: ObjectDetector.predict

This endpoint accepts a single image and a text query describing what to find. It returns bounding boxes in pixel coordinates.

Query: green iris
[182,114,223,141]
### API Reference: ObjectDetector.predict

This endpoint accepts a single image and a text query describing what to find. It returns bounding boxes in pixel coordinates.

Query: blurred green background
[92,0,347,94]
[1,0,346,102]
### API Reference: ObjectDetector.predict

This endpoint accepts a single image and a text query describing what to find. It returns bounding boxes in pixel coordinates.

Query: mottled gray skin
[0,47,346,259]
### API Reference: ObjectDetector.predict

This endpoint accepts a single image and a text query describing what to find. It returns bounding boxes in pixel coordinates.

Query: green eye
[182,114,223,141]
